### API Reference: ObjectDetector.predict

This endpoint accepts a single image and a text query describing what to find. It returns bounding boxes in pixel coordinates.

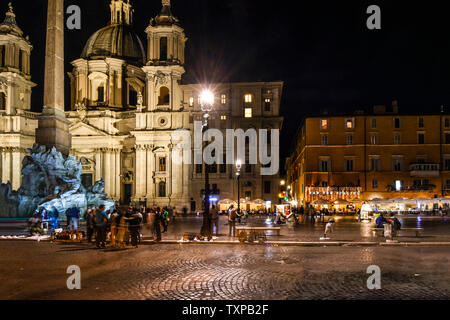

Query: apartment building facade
[286,105,450,205]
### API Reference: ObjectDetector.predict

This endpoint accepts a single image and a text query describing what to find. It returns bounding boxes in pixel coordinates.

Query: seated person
[375,214,388,228]
[388,214,402,231]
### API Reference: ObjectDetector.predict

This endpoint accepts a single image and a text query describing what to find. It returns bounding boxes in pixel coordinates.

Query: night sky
[7,0,450,162]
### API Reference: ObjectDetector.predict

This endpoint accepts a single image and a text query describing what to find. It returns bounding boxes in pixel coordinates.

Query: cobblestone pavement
[0,241,449,300]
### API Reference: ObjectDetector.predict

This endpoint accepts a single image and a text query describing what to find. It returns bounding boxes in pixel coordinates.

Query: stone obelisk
[35,0,71,155]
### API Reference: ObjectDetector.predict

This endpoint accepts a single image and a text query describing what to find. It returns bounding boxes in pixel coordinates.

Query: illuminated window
[345,118,355,129]
[159,157,166,172]
[320,119,329,130]
[189,97,194,107]
[244,94,253,103]
[244,108,253,118]
[264,98,271,111]
[221,94,227,104]
[220,115,227,120]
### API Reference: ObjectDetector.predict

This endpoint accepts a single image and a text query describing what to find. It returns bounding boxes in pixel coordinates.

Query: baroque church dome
[81,24,145,65]
[81,0,145,66]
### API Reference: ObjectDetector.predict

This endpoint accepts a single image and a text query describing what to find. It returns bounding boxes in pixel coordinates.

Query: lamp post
[236,160,242,214]
[200,89,214,238]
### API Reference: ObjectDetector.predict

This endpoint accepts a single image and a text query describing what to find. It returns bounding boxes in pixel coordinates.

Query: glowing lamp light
[199,89,214,111]
[236,159,242,170]
[280,180,286,186]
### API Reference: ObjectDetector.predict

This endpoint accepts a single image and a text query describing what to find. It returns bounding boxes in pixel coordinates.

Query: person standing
[94,205,108,248]
[49,207,59,230]
[154,207,162,242]
[147,208,155,232]
[162,207,169,233]
[141,205,148,225]
[228,205,237,237]
[84,208,95,243]
[65,208,72,232]
[70,207,81,235]
[172,207,177,223]
[210,205,219,235]
[129,209,140,248]
[136,208,143,244]
[110,209,120,247]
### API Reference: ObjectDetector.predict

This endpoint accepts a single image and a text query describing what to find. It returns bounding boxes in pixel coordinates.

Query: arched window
[158,86,170,105]
[160,37,168,61]
[0,92,6,111]
[159,181,166,197]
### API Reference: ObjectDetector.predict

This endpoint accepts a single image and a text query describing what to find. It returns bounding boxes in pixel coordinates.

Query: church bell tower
[143,0,187,111]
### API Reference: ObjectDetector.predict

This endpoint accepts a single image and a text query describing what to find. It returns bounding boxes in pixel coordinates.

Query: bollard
[383,223,397,243]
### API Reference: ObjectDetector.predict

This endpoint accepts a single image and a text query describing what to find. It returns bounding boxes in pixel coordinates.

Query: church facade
[0,0,283,211]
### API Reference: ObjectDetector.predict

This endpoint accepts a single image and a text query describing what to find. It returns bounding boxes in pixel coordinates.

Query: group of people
[375,213,402,231]
[83,205,178,248]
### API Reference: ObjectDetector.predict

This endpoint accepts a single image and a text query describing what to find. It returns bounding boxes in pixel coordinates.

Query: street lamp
[200,89,214,238]
[236,160,242,214]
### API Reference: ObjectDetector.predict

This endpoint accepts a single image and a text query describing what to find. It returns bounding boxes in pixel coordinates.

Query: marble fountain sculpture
[0,144,115,218]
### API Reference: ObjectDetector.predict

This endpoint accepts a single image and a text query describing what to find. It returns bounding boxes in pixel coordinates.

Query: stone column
[1,148,11,183]
[115,150,121,201]
[146,146,154,202]
[11,148,21,190]
[134,145,147,199]
[168,147,173,198]
[95,150,102,182]
[110,148,116,197]
[183,162,189,200]
[104,149,111,196]
[171,147,182,197]
[36,0,71,155]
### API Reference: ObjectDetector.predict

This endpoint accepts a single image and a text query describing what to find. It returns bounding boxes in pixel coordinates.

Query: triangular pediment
[69,121,109,137]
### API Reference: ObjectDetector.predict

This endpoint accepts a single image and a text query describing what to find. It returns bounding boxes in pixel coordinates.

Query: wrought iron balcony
[410,163,439,177]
